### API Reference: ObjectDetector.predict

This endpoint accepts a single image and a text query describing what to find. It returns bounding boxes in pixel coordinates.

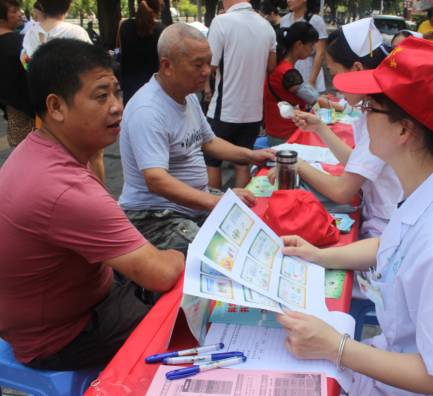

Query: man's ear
[159,57,173,77]
[45,94,66,123]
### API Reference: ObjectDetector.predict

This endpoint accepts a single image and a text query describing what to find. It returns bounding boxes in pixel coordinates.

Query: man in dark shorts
[205,0,277,188]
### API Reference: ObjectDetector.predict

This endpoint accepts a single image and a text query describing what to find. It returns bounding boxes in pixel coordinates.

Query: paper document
[188,190,327,315]
[205,319,355,392]
[272,143,339,165]
[146,364,327,396]
[184,252,283,313]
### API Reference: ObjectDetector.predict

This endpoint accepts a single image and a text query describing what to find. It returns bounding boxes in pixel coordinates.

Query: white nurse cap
[342,17,383,57]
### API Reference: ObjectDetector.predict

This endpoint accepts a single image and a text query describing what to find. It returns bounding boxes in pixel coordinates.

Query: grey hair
[157,22,207,60]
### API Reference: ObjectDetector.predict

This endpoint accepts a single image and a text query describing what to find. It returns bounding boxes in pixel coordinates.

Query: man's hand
[249,148,276,165]
[423,31,433,40]
[206,192,222,211]
[277,310,341,361]
[232,188,256,207]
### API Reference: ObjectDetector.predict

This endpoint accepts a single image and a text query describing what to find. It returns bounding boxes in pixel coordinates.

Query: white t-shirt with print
[23,21,91,57]
[119,76,216,217]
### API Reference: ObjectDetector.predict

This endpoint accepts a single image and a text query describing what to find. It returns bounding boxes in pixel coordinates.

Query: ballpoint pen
[162,351,244,365]
[145,343,224,363]
[165,355,247,380]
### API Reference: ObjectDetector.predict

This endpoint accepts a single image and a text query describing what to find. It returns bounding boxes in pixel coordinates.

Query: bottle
[276,150,298,190]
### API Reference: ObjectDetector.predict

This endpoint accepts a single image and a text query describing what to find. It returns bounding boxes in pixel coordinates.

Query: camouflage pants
[125,209,208,255]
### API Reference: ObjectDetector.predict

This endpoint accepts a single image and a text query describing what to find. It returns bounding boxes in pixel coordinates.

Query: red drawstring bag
[263,189,340,246]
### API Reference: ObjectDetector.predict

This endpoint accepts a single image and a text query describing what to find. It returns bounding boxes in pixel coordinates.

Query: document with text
[188,190,327,316]
[146,365,327,396]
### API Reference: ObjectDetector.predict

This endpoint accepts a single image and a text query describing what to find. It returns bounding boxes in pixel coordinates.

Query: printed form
[205,319,354,392]
[146,365,327,396]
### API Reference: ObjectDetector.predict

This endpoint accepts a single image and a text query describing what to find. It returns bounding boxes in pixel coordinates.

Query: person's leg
[207,166,222,189]
[232,122,262,188]
[125,209,202,255]
[205,118,232,189]
[26,280,151,371]
[233,165,251,188]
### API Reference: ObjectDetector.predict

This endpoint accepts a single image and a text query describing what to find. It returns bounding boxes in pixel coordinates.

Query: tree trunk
[96,0,121,49]
[128,0,136,17]
[161,0,173,26]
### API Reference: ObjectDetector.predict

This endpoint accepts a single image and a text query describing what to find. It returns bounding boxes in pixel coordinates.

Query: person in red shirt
[264,21,319,146]
[0,38,184,371]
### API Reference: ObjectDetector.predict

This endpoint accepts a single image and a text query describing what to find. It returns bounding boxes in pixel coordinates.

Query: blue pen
[163,351,244,365]
[166,356,247,380]
[145,343,224,363]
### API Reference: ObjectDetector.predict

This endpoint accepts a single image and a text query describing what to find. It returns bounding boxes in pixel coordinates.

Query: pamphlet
[188,190,328,316]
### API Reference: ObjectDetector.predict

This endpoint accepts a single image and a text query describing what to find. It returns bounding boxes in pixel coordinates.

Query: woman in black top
[119,0,165,104]
[0,0,34,147]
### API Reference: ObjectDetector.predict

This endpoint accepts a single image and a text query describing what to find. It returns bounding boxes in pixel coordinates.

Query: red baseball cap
[333,37,433,131]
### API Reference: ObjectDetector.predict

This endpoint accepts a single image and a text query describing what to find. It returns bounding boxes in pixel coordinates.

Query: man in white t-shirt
[204,0,277,189]
[119,23,275,254]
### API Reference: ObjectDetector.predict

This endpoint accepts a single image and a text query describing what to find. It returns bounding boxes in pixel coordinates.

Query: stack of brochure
[183,189,355,392]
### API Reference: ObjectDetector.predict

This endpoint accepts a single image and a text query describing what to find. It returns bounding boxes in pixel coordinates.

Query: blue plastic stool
[0,338,100,396]
[253,136,270,150]
[350,298,379,341]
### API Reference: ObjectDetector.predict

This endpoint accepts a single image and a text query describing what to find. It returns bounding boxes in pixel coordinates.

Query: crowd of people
[1,0,433,394]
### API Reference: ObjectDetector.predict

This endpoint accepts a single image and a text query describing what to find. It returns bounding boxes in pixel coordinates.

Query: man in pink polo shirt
[0,38,184,371]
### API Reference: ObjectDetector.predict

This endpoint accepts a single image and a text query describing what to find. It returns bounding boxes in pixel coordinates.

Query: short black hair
[277,21,319,62]
[261,1,278,15]
[306,0,320,15]
[428,8,433,19]
[28,39,115,117]
[327,29,388,70]
[37,0,72,17]
[391,30,413,46]
[0,0,20,20]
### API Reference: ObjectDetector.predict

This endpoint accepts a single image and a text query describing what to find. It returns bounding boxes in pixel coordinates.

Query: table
[85,123,357,396]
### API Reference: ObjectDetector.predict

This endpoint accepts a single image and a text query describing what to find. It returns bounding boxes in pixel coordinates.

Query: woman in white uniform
[278,37,433,395]
[292,18,403,238]
[280,0,327,92]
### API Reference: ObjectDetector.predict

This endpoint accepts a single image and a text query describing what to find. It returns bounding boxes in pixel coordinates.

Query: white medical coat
[349,173,433,395]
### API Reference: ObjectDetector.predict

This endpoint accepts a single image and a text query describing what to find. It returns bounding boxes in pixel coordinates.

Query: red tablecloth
[85,123,357,396]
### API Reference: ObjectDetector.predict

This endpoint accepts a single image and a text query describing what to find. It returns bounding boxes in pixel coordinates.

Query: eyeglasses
[355,99,391,114]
